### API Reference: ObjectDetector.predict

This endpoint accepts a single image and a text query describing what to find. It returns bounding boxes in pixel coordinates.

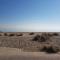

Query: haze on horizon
[0,0,60,32]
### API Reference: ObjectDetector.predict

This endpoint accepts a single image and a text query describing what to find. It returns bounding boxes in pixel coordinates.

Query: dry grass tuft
[8,33,15,36]
[0,34,3,36]
[16,33,23,36]
[41,45,60,53]
[33,33,50,42]
[47,33,53,37]
[29,32,34,35]
[4,33,8,36]
[52,33,59,36]
[33,34,41,41]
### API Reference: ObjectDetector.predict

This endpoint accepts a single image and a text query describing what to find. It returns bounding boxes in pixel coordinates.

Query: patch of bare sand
[0,47,60,60]
[0,47,42,56]
[0,47,60,56]
[0,47,20,56]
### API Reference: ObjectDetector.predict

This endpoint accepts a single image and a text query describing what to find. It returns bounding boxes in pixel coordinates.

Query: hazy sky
[0,0,60,32]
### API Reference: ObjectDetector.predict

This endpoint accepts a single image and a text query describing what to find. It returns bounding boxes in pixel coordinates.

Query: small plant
[0,34,2,36]
[29,32,34,35]
[9,33,15,36]
[47,33,53,37]
[46,45,59,53]
[16,33,23,36]
[52,33,59,36]
[33,33,50,42]
[33,35,41,41]
[41,33,51,41]
[40,46,48,52]
[40,35,47,42]
[41,45,60,53]
[4,33,8,36]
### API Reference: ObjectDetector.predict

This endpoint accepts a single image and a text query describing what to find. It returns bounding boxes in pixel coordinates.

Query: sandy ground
[0,32,60,60]
[0,32,60,52]
[0,47,60,60]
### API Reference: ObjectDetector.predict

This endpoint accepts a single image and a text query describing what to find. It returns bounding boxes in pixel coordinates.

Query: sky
[0,0,60,32]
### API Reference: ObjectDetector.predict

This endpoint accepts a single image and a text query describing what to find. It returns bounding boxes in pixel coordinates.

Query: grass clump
[0,34,3,36]
[4,33,8,36]
[47,33,53,37]
[41,45,60,53]
[33,33,50,42]
[9,33,15,36]
[52,33,59,36]
[33,35,41,41]
[29,32,34,35]
[16,33,23,36]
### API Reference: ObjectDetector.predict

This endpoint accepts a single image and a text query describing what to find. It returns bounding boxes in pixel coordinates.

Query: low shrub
[16,33,23,36]
[29,32,34,35]
[47,33,53,37]
[9,33,15,36]
[41,45,60,53]
[33,35,41,41]
[33,33,50,42]
[40,46,48,52]
[4,33,8,36]
[0,34,2,36]
[52,33,59,36]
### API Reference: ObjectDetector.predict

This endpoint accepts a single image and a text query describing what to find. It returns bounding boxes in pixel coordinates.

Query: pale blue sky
[0,0,60,32]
